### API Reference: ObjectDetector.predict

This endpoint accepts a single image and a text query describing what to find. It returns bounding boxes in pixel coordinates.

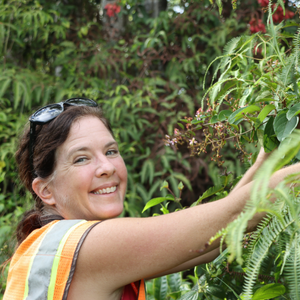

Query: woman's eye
[74,157,87,163]
[106,149,119,156]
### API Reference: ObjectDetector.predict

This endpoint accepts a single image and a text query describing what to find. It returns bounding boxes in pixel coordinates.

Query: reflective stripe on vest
[25,219,86,300]
[4,220,99,300]
[4,220,147,300]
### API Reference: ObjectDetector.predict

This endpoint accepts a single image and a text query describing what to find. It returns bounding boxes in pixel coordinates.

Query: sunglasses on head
[29,97,98,176]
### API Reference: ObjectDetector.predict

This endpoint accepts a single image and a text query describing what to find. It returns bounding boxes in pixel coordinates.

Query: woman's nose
[95,157,116,177]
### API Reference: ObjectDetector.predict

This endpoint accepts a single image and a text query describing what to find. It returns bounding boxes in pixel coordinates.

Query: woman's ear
[32,177,56,206]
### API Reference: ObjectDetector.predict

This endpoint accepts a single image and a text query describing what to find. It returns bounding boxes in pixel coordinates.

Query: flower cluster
[272,5,294,23]
[164,100,254,166]
[195,108,204,120]
[249,18,266,34]
[249,1,295,34]
[257,0,269,6]
[105,3,121,17]
[165,128,182,146]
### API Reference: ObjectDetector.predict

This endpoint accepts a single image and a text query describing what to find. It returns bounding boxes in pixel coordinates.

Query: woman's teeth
[93,186,117,195]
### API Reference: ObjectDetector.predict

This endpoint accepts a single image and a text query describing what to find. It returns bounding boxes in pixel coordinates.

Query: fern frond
[215,86,244,111]
[284,234,300,300]
[201,78,245,107]
[225,203,257,264]
[243,212,294,300]
[277,54,295,89]
[219,37,241,69]
[292,28,300,70]
[244,214,273,267]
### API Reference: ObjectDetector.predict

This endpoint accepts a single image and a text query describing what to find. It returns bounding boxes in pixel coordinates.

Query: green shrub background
[1,0,300,299]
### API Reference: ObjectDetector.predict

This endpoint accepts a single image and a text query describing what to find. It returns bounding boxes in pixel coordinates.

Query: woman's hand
[231,147,271,193]
[254,147,271,168]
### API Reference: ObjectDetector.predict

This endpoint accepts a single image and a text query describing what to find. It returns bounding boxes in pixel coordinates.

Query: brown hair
[15,104,113,244]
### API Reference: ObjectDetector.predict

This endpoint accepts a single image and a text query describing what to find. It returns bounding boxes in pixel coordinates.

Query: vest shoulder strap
[4,220,99,300]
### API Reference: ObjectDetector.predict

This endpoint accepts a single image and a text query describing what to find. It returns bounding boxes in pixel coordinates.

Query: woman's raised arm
[73,162,300,295]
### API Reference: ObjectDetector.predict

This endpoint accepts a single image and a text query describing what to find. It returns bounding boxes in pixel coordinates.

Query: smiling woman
[33,117,128,221]
[3,98,300,300]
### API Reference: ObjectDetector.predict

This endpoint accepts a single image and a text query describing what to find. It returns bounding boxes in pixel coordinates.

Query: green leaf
[173,173,192,191]
[13,81,22,109]
[263,134,279,153]
[206,285,226,298]
[193,185,224,206]
[287,103,300,121]
[160,204,170,214]
[160,180,169,191]
[177,123,184,129]
[274,112,299,142]
[228,105,260,124]
[177,181,184,191]
[257,104,275,122]
[252,283,286,300]
[80,26,88,36]
[264,116,275,136]
[140,159,154,184]
[218,110,232,121]
[274,135,300,171]
[210,115,218,124]
[0,78,12,99]
[142,196,174,213]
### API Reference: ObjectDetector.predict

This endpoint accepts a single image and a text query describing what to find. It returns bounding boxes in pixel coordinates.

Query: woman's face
[48,116,127,220]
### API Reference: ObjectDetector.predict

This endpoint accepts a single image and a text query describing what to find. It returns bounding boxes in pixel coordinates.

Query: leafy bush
[1,0,299,299]
[144,3,300,298]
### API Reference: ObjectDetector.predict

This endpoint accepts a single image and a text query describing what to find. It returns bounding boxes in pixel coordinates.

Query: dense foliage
[0,0,299,299]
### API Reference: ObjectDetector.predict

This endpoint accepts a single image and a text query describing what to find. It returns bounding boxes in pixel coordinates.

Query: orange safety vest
[4,219,146,300]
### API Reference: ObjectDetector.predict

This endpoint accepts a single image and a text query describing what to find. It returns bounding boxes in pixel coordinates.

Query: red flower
[105,3,121,17]
[249,18,266,34]
[258,0,269,7]
[272,5,295,23]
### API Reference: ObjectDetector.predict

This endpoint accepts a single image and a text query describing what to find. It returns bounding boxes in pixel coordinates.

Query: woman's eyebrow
[105,141,118,148]
[66,147,90,159]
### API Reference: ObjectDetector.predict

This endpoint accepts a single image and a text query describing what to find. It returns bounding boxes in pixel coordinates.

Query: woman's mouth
[92,186,117,195]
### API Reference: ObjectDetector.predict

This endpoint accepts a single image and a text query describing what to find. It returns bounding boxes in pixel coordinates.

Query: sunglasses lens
[29,104,63,123]
[65,98,97,107]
